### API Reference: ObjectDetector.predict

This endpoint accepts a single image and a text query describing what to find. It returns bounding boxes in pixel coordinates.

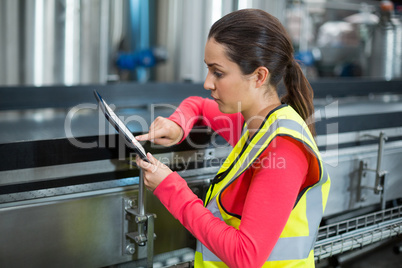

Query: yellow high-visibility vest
[195,105,331,267]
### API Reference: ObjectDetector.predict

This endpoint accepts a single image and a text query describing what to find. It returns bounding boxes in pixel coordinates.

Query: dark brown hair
[208,9,316,136]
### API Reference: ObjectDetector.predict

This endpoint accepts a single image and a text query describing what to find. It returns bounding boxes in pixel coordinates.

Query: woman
[135,9,331,267]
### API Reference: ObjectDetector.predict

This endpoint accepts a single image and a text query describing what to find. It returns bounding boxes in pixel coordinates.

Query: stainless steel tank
[369,1,402,80]
[154,0,286,83]
[0,0,125,86]
[0,0,288,86]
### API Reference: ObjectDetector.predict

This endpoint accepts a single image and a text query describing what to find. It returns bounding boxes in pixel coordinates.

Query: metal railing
[314,205,402,260]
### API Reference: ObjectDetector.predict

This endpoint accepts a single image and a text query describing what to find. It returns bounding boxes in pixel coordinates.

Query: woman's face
[204,38,256,114]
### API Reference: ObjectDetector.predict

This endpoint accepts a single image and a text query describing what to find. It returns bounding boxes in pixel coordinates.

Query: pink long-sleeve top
[153,97,318,267]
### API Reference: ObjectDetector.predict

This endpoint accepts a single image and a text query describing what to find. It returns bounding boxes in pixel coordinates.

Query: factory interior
[0,0,401,267]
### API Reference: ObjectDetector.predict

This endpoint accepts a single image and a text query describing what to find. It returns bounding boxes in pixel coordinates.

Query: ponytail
[282,59,316,136]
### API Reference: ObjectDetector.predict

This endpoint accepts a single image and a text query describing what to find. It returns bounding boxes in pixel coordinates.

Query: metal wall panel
[323,141,402,217]
[0,184,195,267]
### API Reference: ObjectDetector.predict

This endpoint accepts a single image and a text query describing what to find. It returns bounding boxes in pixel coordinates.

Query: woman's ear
[254,67,269,88]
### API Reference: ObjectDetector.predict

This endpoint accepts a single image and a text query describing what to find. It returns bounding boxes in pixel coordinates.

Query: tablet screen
[94,90,149,161]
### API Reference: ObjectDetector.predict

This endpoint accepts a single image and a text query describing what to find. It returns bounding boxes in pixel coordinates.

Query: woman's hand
[136,152,172,191]
[135,116,184,146]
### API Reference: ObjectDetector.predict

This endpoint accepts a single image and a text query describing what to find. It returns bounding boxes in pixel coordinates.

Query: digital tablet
[94,90,150,162]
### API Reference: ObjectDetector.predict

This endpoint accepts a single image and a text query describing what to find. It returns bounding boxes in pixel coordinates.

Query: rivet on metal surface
[124,197,138,210]
[125,244,136,255]
[135,215,147,224]
[128,199,137,208]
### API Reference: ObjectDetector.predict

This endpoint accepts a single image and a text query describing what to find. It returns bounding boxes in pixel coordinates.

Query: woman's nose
[204,73,215,91]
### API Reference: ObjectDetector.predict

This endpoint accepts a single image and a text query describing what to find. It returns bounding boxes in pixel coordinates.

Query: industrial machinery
[0,79,401,267]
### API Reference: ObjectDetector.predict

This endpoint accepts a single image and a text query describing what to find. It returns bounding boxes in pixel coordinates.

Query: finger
[147,153,159,173]
[136,127,169,142]
[135,133,151,141]
[147,152,158,165]
[135,119,164,141]
[151,137,174,146]
[136,155,155,171]
[148,127,170,140]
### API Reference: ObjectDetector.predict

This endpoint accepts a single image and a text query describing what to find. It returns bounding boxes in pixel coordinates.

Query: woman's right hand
[135,116,184,146]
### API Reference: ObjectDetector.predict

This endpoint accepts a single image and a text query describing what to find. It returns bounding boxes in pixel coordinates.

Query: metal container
[0,0,125,86]
[369,1,401,80]
[393,16,402,76]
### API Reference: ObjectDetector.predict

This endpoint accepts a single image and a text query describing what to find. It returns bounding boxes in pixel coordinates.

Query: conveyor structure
[0,80,401,267]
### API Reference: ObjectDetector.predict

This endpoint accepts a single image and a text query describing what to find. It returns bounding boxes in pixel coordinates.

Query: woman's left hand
[136,152,173,191]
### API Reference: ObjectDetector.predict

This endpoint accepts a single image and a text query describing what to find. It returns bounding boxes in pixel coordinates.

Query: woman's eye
[206,66,223,78]
[214,71,223,78]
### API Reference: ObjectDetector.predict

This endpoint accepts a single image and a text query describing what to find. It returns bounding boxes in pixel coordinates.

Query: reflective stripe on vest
[195,105,331,267]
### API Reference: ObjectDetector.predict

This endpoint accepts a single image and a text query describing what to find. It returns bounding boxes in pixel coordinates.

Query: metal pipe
[138,169,145,215]
[374,132,387,194]
[137,169,146,246]
[99,0,110,84]
[146,214,155,268]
